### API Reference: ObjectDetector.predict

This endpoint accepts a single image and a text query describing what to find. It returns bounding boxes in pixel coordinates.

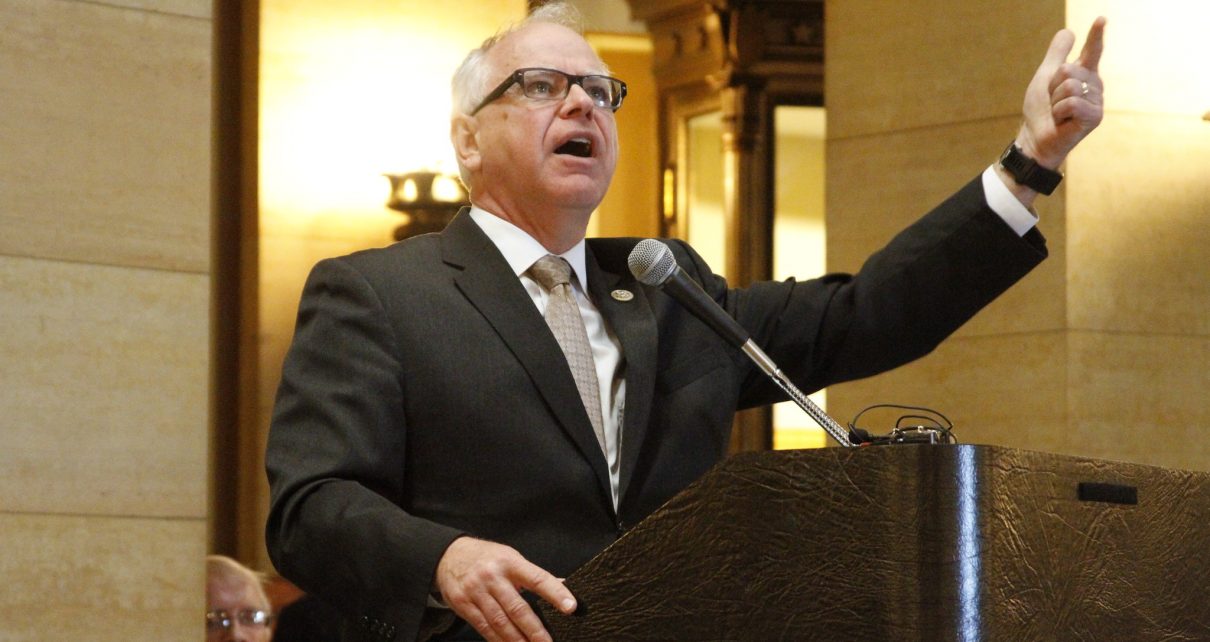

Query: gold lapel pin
[611,289,634,302]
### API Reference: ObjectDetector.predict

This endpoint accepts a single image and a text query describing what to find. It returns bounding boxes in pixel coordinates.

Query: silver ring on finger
[1080,80,1090,97]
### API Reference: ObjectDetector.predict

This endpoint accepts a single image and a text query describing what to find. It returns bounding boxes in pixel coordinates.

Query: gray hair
[206,554,271,611]
[450,2,585,117]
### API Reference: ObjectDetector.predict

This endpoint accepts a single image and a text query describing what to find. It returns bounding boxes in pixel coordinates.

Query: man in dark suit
[265,3,1106,641]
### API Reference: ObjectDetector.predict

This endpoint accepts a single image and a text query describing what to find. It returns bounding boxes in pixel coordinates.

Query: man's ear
[451,115,481,173]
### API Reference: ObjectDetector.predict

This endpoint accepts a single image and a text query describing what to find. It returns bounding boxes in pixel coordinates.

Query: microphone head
[628,239,677,286]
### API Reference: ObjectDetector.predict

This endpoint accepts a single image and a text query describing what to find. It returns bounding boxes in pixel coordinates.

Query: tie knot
[529,254,572,291]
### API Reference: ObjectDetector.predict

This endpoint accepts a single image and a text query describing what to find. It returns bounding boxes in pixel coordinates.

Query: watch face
[1000,144,1016,165]
[1000,145,1027,176]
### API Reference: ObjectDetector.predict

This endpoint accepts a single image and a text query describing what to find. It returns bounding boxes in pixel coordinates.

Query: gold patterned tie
[528,255,607,456]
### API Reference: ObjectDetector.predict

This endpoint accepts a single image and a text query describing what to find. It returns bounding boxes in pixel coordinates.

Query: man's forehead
[208,579,267,608]
[490,23,605,75]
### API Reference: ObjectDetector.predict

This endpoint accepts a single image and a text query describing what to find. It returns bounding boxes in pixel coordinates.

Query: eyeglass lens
[518,69,622,109]
[206,609,271,631]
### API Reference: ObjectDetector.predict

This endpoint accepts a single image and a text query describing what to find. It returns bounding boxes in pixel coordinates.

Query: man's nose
[560,83,596,116]
[222,622,254,641]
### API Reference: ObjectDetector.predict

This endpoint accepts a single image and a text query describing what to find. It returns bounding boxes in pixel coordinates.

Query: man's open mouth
[555,138,593,158]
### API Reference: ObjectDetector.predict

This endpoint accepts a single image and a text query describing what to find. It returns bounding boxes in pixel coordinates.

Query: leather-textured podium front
[539,444,1210,640]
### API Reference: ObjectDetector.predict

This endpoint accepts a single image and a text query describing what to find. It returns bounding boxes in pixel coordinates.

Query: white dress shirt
[981,165,1039,237]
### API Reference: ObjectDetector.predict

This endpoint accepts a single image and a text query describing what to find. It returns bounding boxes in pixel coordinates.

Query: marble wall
[0,0,212,638]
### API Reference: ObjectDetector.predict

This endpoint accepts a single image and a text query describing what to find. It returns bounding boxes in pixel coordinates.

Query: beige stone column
[0,0,212,638]
[825,1,1210,473]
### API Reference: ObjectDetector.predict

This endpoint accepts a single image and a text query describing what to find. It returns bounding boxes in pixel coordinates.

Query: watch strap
[998,143,1062,195]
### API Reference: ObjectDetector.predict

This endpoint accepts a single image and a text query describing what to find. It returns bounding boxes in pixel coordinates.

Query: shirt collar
[468,206,589,288]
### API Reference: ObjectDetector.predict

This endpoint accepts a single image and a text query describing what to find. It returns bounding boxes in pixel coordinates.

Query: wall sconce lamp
[385,171,470,240]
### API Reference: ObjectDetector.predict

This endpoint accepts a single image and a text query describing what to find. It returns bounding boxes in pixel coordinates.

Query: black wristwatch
[998,143,1062,195]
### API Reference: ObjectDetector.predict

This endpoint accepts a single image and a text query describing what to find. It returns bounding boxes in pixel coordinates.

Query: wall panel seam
[52,0,211,22]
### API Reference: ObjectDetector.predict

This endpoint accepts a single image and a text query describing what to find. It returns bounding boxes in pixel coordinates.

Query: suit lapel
[584,242,657,507]
[441,212,612,501]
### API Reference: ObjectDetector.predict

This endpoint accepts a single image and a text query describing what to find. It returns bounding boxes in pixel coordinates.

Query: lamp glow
[385,171,469,240]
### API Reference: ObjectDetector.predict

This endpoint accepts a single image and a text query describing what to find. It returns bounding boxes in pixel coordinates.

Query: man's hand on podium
[434,536,577,642]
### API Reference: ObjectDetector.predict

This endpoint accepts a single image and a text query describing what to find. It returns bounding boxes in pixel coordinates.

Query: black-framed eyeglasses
[471,67,627,115]
[206,609,273,633]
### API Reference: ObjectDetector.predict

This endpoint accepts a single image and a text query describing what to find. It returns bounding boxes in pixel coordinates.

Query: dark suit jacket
[265,176,1046,641]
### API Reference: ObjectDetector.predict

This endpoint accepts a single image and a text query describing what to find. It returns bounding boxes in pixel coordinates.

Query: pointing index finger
[1077,16,1106,72]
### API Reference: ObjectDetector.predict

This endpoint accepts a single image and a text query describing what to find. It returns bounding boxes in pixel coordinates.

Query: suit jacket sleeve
[690,175,1048,407]
[265,256,463,642]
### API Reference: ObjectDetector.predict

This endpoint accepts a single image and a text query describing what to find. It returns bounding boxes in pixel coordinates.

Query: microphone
[628,239,858,447]
[626,238,749,348]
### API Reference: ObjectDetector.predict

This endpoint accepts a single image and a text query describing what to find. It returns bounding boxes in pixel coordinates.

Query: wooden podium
[539,445,1210,640]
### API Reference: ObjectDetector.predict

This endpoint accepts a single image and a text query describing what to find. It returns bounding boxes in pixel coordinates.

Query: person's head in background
[206,555,273,642]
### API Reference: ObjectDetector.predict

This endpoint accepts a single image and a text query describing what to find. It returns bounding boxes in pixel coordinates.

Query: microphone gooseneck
[627,239,857,447]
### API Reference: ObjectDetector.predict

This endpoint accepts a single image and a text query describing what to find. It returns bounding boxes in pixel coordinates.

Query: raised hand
[1017,17,1107,169]
[434,536,577,642]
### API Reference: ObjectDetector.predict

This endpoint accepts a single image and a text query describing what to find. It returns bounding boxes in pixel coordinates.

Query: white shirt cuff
[981,165,1038,237]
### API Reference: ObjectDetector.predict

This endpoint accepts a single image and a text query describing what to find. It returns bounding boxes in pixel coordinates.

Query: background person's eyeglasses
[471,67,627,115]
[206,609,272,632]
